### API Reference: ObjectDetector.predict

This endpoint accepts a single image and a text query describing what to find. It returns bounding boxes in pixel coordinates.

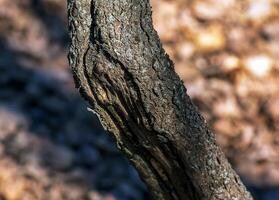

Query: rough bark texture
[67,0,253,199]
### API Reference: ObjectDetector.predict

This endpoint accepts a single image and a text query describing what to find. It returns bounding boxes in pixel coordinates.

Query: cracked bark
[67,0,253,199]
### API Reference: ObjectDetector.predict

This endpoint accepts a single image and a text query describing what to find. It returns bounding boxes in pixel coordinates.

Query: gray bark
[67,0,253,199]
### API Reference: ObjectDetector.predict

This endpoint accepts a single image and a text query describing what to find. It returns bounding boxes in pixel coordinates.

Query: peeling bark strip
[67,0,253,199]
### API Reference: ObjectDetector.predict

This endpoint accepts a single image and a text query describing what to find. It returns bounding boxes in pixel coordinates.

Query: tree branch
[67,0,253,199]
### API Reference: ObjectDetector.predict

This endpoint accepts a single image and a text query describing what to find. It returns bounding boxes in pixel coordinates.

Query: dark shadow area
[30,0,69,48]
[0,40,148,200]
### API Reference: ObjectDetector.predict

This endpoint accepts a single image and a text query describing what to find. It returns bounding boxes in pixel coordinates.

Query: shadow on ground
[0,40,148,200]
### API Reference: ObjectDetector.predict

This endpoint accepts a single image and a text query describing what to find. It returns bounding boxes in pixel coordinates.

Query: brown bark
[67,0,253,199]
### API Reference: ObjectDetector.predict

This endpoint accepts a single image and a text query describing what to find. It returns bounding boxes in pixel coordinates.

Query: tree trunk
[67,0,253,199]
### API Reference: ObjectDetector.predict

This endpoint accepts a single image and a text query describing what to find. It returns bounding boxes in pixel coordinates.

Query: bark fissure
[68,0,253,199]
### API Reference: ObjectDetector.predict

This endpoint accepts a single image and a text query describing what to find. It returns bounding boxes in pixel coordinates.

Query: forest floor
[0,0,279,199]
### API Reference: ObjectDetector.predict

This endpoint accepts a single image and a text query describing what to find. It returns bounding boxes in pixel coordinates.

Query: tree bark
[67,0,253,199]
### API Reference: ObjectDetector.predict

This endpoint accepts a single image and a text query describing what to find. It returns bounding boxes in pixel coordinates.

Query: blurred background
[0,0,279,199]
